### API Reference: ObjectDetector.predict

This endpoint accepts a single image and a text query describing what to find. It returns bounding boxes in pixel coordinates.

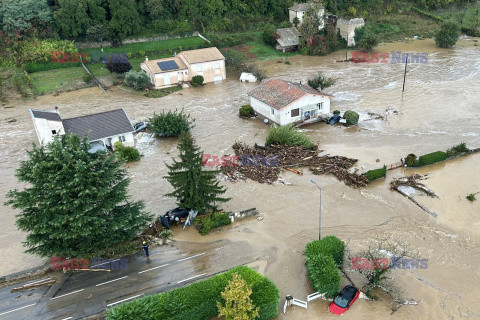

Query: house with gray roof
[275,27,302,52]
[247,78,332,125]
[30,108,135,150]
[289,2,325,29]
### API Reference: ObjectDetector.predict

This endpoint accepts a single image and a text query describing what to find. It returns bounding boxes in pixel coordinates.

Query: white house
[30,108,135,150]
[289,2,325,29]
[141,47,226,88]
[247,79,332,126]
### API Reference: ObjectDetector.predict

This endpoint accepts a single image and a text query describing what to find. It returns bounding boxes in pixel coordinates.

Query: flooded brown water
[1,39,479,319]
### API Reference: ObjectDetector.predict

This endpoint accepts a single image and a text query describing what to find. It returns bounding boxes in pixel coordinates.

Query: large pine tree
[5,134,151,257]
[165,133,229,212]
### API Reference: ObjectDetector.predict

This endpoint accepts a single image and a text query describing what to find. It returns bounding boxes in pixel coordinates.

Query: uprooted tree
[5,134,151,257]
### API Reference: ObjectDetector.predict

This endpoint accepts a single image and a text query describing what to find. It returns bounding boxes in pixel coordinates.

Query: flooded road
[0,39,479,319]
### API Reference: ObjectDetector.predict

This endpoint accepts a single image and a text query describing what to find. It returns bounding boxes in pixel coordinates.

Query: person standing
[142,241,149,257]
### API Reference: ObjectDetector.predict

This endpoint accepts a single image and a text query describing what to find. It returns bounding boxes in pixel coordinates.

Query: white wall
[289,8,325,29]
[32,118,64,146]
[98,132,135,150]
[250,97,281,124]
[280,94,331,125]
[188,60,226,84]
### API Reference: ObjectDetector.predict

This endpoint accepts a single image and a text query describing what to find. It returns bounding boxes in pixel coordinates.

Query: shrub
[333,110,341,115]
[196,212,231,235]
[305,236,345,266]
[262,23,278,46]
[239,105,254,118]
[358,31,378,52]
[307,72,336,91]
[405,154,417,167]
[106,60,132,74]
[114,142,141,162]
[266,124,314,149]
[364,166,386,182]
[106,265,279,320]
[191,75,204,86]
[124,70,150,90]
[147,109,194,137]
[343,110,359,125]
[217,273,259,320]
[306,253,341,298]
[435,20,461,48]
[416,151,448,167]
[446,142,470,157]
[466,193,477,202]
[83,74,94,83]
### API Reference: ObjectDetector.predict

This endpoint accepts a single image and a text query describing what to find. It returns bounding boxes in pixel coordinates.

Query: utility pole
[310,179,322,240]
[402,53,409,93]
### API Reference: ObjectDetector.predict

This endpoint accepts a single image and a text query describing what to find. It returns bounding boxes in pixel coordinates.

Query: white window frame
[270,108,275,116]
[317,102,324,110]
[118,135,126,142]
[196,65,202,72]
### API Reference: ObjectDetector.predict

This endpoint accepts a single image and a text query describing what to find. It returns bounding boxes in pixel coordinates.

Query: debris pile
[390,174,437,197]
[222,142,368,187]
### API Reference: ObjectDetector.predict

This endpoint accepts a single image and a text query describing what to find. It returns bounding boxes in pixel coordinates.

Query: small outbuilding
[247,78,332,126]
[289,2,325,29]
[275,27,302,52]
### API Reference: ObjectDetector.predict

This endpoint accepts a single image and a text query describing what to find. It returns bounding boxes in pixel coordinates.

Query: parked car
[133,122,148,132]
[328,285,360,315]
[162,207,190,224]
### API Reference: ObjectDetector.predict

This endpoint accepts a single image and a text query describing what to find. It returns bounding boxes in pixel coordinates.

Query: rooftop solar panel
[158,60,179,71]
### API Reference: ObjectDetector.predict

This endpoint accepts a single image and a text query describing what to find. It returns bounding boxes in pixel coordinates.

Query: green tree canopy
[5,134,150,257]
[435,20,461,48]
[0,0,52,33]
[53,0,106,38]
[165,133,229,212]
[108,0,142,38]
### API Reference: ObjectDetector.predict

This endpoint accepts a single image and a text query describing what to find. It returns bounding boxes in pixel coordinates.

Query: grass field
[367,14,440,42]
[30,67,89,95]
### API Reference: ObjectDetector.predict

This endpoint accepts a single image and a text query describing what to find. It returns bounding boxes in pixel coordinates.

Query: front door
[178,72,183,82]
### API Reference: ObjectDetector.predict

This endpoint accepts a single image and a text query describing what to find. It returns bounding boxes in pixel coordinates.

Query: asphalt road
[0,240,258,320]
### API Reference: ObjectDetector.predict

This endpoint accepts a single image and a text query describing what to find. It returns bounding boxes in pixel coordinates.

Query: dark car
[328,285,360,315]
[163,207,190,224]
[133,122,149,132]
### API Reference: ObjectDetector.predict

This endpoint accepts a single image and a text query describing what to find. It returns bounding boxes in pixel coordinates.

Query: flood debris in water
[221,142,367,187]
[390,174,438,217]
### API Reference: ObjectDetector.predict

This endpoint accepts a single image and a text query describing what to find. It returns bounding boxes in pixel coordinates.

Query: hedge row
[305,236,344,298]
[106,265,279,320]
[196,212,231,235]
[23,61,82,73]
[416,151,448,166]
[364,166,387,182]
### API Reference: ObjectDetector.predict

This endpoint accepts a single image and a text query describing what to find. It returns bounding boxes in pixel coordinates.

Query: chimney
[145,56,148,61]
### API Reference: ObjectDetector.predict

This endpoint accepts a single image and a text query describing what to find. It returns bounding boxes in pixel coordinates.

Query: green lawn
[30,67,88,95]
[84,37,207,55]
[243,31,299,60]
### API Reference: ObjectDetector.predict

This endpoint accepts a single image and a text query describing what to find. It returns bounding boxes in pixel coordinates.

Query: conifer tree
[165,133,229,212]
[5,134,150,257]
[217,273,260,320]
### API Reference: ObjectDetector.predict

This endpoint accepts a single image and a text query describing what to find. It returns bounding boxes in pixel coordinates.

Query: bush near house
[191,75,204,86]
[333,110,341,115]
[106,265,280,320]
[239,104,254,118]
[113,142,141,162]
[343,110,359,125]
[266,124,314,149]
[416,151,448,167]
[147,109,194,137]
[405,153,417,167]
[124,70,149,90]
[364,166,387,182]
[196,212,232,235]
[106,61,132,74]
[305,236,345,266]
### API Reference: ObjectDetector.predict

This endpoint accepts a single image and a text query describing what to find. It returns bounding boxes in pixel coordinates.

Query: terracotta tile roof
[62,109,134,141]
[177,47,225,64]
[142,56,187,74]
[247,79,331,110]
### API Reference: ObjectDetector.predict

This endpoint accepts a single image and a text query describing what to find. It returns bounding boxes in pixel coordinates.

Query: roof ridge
[63,109,126,121]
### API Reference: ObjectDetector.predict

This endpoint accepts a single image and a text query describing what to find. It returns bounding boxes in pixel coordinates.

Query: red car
[328,285,360,315]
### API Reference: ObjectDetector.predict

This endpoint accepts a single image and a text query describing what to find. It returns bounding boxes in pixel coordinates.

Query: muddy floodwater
[1,39,479,319]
